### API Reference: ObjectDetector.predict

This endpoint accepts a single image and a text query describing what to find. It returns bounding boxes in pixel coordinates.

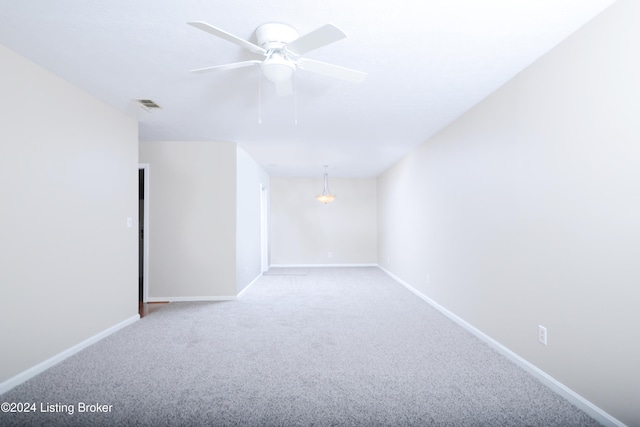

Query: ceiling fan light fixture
[261,54,295,83]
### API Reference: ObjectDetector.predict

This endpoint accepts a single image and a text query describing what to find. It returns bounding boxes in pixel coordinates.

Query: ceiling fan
[187,21,367,96]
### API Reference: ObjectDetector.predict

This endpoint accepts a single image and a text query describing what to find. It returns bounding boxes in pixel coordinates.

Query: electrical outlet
[426,274,431,284]
[538,325,547,346]
[327,251,333,258]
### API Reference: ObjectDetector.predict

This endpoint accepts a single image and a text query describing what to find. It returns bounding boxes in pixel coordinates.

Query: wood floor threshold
[138,301,169,318]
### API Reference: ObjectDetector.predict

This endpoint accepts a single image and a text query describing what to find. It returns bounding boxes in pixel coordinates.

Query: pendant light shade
[316,166,336,204]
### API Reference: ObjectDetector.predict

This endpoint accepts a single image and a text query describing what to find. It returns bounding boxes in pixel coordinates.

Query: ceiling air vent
[137,99,161,109]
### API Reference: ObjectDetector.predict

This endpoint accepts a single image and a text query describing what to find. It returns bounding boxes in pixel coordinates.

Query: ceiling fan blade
[286,24,346,55]
[190,60,261,73]
[275,79,294,97]
[188,22,266,55]
[298,58,367,84]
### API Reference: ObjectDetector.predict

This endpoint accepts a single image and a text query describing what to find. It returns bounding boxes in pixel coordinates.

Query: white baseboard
[0,314,139,396]
[378,266,626,427]
[237,273,262,299]
[269,263,378,268]
[147,296,236,302]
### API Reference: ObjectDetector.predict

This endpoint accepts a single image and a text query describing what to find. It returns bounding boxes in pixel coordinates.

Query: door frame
[139,163,150,303]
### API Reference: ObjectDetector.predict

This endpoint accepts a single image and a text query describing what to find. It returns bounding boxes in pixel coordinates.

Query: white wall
[236,147,269,292]
[139,141,237,300]
[0,45,138,383]
[270,177,377,265]
[378,1,639,425]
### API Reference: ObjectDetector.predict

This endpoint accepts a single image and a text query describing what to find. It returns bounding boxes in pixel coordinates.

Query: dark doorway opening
[138,168,144,303]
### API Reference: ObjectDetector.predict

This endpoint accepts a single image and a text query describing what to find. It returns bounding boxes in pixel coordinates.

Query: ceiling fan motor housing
[255,23,299,50]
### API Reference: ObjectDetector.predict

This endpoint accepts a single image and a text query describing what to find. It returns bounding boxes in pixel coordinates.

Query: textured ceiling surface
[0,0,614,177]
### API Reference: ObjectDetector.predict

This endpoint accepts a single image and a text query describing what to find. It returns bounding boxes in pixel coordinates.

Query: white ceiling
[0,0,614,177]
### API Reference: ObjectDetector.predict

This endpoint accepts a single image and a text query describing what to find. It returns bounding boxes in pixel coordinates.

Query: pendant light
[316,165,336,204]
